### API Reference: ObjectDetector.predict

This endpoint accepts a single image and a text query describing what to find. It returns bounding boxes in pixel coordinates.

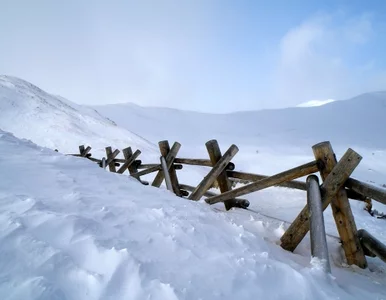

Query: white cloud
[272,12,384,108]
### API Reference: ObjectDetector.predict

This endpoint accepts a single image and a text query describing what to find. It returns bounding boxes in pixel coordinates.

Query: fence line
[65,139,386,271]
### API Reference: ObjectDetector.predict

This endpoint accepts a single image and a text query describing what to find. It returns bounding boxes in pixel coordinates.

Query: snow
[0,75,157,157]
[297,99,335,107]
[1,76,386,299]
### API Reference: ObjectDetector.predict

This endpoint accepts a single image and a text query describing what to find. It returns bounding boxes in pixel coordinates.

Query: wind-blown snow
[1,129,386,300]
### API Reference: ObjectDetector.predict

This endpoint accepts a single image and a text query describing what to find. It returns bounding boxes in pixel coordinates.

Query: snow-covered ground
[0,75,157,158]
[1,76,386,299]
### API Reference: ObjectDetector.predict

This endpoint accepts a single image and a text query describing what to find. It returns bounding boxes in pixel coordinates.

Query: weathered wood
[152,141,181,187]
[314,143,366,268]
[105,147,120,172]
[227,170,368,203]
[101,157,106,169]
[180,183,249,208]
[117,150,141,174]
[345,178,386,205]
[161,156,173,192]
[280,150,362,252]
[358,229,386,262]
[206,140,235,210]
[130,164,182,178]
[79,145,85,155]
[174,158,235,170]
[227,170,307,190]
[206,160,319,205]
[280,144,366,268]
[157,141,182,196]
[189,144,239,201]
[137,164,159,169]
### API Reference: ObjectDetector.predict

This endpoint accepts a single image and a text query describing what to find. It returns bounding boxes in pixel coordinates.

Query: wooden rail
[64,139,386,270]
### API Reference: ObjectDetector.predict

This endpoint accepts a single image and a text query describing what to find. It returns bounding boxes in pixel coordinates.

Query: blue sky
[1,0,386,112]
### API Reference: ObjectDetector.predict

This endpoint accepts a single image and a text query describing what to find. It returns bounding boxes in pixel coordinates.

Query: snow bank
[1,130,386,300]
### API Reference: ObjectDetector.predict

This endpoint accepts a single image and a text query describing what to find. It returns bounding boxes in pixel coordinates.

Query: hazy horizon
[1,1,386,113]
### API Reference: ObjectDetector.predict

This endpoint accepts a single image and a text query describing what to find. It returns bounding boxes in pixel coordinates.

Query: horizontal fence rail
[64,140,386,271]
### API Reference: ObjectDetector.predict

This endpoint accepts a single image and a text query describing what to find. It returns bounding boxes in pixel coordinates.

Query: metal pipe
[307,175,331,274]
[358,229,386,263]
[160,156,173,192]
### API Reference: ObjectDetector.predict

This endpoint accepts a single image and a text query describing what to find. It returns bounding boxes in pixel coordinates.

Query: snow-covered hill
[1,129,386,300]
[0,75,156,157]
[1,76,386,299]
[92,92,386,149]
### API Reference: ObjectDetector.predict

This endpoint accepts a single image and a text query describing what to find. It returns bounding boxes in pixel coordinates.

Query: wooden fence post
[189,144,239,201]
[117,149,141,174]
[152,141,181,194]
[79,145,92,157]
[161,156,174,192]
[313,142,367,268]
[105,147,120,172]
[206,140,240,210]
[280,148,363,251]
[280,144,367,268]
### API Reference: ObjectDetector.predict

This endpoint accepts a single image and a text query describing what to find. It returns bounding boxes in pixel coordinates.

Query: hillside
[1,76,386,299]
[92,92,386,149]
[1,129,386,299]
[0,75,156,157]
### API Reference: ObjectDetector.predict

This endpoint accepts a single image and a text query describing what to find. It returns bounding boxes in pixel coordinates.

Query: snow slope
[0,75,156,157]
[92,92,386,149]
[1,129,386,300]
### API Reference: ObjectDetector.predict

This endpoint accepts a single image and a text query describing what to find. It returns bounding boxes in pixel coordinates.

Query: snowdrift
[1,129,386,300]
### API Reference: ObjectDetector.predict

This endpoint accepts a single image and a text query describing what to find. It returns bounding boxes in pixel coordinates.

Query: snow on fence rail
[64,140,386,271]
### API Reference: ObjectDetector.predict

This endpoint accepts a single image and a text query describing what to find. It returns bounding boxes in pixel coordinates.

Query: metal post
[160,156,173,192]
[307,175,331,274]
[358,229,386,263]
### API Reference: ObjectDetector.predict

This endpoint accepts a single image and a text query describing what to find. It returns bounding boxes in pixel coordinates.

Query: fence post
[307,175,331,274]
[161,156,173,192]
[312,142,367,269]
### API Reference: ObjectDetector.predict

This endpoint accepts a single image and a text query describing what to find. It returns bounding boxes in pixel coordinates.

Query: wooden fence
[66,140,386,270]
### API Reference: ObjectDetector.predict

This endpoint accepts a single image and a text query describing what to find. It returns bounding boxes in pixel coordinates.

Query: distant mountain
[92,92,386,148]
[0,75,156,156]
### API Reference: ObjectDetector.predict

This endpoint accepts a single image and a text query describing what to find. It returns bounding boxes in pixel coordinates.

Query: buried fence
[65,140,386,271]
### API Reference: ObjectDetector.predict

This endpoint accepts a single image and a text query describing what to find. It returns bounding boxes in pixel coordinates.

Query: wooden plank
[79,145,85,155]
[313,143,367,268]
[161,156,173,191]
[345,178,386,205]
[227,170,307,190]
[137,164,159,169]
[206,140,235,210]
[105,147,119,172]
[189,144,239,201]
[358,229,386,262]
[117,149,141,174]
[280,144,367,268]
[227,170,368,203]
[174,158,235,170]
[180,183,249,208]
[152,141,181,187]
[205,160,319,205]
[158,141,182,196]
